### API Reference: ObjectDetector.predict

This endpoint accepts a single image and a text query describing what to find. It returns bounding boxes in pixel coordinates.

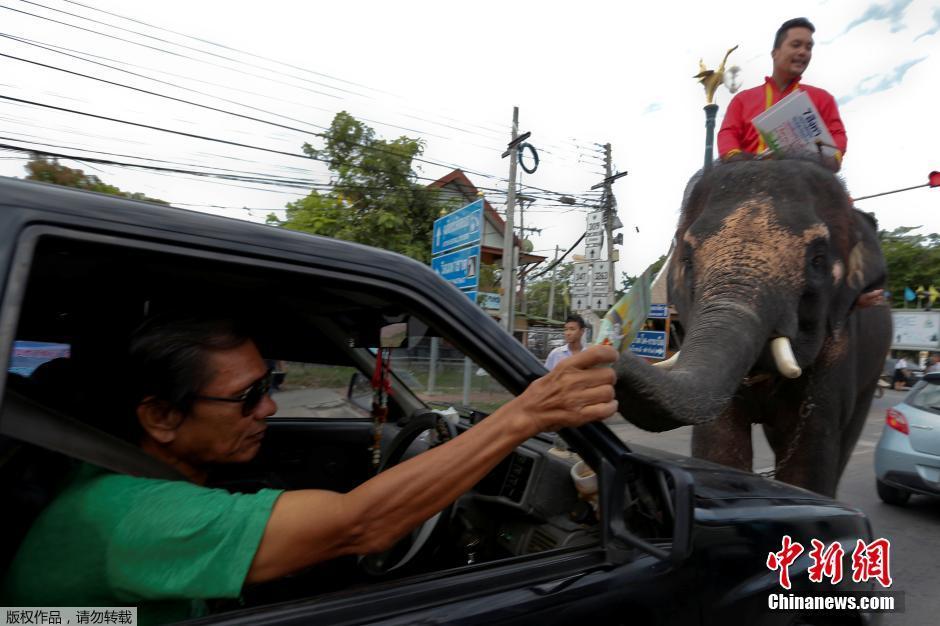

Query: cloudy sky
[0,0,937,278]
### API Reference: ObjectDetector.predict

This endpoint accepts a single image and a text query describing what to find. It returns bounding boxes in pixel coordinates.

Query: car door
[0,201,702,625]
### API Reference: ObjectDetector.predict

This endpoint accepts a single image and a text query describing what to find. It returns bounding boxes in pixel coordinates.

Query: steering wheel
[359,410,457,576]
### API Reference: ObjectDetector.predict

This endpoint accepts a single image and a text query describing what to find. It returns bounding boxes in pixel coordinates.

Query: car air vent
[499,453,533,502]
[528,527,558,553]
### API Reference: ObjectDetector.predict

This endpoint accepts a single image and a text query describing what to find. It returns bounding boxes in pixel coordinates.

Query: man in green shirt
[3,316,618,623]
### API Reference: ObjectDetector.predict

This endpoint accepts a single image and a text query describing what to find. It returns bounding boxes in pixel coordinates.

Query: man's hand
[856,289,885,308]
[515,344,619,433]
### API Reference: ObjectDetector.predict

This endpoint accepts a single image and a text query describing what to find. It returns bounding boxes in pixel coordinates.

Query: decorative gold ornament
[694,45,739,104]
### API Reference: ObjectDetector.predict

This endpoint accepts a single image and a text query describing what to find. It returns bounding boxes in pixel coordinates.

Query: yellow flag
[930,286,940,305]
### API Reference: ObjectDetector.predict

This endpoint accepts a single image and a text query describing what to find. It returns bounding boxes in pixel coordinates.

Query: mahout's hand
[516,345,618,433]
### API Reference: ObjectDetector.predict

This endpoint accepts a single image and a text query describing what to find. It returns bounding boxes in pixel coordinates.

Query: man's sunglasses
[194,369,273,416]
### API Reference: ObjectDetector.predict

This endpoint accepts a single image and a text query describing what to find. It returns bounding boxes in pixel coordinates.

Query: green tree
[525,262,574,320]
[618,254,669,297]
[880,226,940,307]
[268,112,453,263]
[24,155,168,204]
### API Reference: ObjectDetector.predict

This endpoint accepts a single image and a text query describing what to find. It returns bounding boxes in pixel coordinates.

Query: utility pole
[547,244,560,320]
[499,107,530,335]
[603,143,615,306]
[591,144,627,309]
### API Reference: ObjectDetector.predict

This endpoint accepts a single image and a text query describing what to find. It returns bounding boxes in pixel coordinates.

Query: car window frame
[1,222,661,623]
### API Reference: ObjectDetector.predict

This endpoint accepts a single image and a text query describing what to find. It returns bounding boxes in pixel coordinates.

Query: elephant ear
[829,210,886,335]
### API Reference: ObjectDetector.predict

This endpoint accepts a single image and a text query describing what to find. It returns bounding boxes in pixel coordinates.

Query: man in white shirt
[894,354,913,390]
[545,315,586,370]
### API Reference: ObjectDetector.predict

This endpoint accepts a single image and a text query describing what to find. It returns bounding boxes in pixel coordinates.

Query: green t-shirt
[2,464,283,625]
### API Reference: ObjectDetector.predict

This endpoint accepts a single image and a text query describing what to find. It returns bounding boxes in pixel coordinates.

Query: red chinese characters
[807,539,845,584]
[766,534,804,589]
[851,538,893,588]
[767,536,893,588]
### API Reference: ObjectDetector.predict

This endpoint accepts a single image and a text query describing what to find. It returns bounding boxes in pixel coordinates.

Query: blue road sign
[649,303,669,319]
[432,199,484,256]
[628,330,667,359]
[431,245,480,291]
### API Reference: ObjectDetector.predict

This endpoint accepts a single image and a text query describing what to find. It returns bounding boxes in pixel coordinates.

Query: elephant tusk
[771,337,802,379]
[653,351,680,369]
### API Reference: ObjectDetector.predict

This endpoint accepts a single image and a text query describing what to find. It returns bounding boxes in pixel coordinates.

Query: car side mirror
[347,372,373,412]
[601,452,694,564]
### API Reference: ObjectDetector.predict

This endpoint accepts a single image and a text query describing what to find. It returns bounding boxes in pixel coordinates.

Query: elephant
[613,156,892,497]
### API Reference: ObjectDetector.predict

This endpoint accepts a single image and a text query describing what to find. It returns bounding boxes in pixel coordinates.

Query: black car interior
[1,232,677,611]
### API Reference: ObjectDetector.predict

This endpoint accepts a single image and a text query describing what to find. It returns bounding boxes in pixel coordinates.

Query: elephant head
[614,157,884,431]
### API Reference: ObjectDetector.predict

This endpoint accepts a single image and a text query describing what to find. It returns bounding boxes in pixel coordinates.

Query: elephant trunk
[613,301,776,432]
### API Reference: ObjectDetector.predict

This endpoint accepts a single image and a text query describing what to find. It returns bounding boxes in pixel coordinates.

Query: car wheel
[876,479,911,506]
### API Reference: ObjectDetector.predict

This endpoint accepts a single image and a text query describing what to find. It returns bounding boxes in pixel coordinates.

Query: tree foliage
[525,262,574,320]
[618,254,668,297]
[268,112,453,263]
[24,155,168,204]
[880,226,940,307]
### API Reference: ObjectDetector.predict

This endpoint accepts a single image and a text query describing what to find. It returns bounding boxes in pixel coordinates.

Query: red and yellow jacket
[717,77,847,162]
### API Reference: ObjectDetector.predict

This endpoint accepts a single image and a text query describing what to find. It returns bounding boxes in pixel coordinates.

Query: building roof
[429,169,545,266]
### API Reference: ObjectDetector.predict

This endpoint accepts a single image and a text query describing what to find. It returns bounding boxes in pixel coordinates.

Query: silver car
[874,372,940,504]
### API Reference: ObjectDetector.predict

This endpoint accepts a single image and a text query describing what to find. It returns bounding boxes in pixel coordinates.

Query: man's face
[772,27,814,80]
[171,340,277,466]
[563,321,584,347]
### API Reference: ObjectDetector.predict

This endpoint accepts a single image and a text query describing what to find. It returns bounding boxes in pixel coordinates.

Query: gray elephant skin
[614,157,891,497]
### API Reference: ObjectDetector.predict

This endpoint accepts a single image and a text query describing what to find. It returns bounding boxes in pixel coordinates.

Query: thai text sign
[431,245,480,291]
[432,199,484,256]
[628,330,667,359]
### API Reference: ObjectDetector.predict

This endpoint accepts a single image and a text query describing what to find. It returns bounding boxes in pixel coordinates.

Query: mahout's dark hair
[774,17,815,50]
[566,314,586,329]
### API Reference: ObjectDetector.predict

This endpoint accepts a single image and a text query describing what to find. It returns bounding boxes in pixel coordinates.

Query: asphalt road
[606,389,940,626]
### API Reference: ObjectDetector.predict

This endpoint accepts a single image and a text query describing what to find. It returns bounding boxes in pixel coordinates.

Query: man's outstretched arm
[245,345,619,584]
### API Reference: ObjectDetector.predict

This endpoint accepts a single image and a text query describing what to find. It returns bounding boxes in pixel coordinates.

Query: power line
[5,1,369,99]
[7,1,606,155]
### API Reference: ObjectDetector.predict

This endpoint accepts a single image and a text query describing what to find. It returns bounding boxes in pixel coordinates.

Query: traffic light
[930,171,940,188]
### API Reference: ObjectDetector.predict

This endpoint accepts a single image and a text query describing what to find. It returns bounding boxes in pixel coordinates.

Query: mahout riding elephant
[613,156,891,497]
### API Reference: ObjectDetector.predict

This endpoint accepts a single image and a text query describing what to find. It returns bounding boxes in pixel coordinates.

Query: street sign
[585,212,604,261]
[431,244,480,291]
[586,211,604,235]
[478,292,501,310]
[649,303,669,319]
[432,199,484,256]
[591,261,610,289]
[591,295,610,311]
[629,330,667,359]
[570,284,589,298]
[572,295,590,312]
[572,262,591,285]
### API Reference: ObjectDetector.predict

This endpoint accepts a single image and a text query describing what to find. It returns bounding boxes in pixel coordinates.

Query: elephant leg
[838,381,877,478]
[691,403,753,471]
[765,407,841,497]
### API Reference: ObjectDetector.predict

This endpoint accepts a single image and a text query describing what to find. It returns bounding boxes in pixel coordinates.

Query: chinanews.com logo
[764,535,903,613]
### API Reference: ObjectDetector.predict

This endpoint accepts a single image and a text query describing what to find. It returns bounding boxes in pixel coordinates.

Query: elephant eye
[811,253,826,268]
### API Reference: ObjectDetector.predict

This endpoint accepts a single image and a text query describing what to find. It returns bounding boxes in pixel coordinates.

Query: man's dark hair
[127,314,250,425]
[773,17,815,50]
[566,314,586,329]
